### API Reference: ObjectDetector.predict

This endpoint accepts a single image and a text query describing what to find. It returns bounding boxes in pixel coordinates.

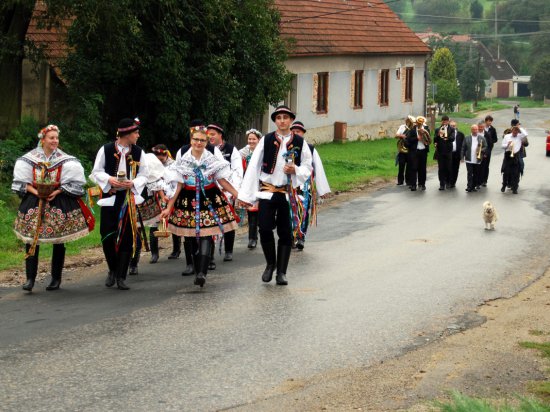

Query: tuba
[416,116,431,145]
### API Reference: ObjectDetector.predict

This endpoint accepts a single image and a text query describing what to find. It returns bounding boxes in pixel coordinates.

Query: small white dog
[482,201,498,230]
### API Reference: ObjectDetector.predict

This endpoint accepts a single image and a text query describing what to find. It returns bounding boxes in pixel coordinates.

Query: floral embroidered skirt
[168,185,238,237]
[14,192,90,244]
[138,193,162,227]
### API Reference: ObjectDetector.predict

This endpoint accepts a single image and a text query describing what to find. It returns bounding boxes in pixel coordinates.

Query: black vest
[179,143,215,157]
[103,142,142,177]
[261,132,304,174]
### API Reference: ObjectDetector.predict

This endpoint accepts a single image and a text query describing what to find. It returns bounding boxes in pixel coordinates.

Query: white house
[265,0,432,143]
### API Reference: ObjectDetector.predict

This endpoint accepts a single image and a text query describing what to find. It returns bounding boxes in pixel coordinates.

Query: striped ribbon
[193,165,225,242]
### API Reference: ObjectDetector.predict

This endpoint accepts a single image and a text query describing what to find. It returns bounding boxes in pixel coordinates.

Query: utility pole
[475,51,481,108]
[495,0,500,60]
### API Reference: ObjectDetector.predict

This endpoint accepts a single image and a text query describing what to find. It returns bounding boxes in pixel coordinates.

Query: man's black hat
[117,118,140,137]
[271,105,296,122]
[290,120,306,133]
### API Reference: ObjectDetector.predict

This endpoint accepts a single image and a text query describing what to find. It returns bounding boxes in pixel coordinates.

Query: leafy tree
[0,1,36,137]
[469,0,483,19]
[428,47,457,82]
[458,59,487,101]
[435,79,461,112]
[530,56,550,100]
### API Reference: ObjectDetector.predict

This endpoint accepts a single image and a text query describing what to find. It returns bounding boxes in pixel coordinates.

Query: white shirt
[90,143,149,197]
[238,133,313,204]
[502,133,523,155]
[467,135,480,164]
[312,148,331,197]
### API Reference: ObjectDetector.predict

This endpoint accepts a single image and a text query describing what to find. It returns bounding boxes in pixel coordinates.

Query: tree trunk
[0,2,35,138]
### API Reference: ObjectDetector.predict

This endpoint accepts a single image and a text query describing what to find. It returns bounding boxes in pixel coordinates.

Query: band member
[207,123,243,262]
[480,115,498,187]
[394,116,414,186]
[509,119,529,176]
[434,115,455,190]
[12,124,94,292]
[449,120,464,188]
[501,126,524,194]
[289,120,331,250]
[239,128,263,249]
[91,118,149,290]
[161,126,239,287]
[405,116,431,191]
[461,124,487,193]
[238,105,313,285]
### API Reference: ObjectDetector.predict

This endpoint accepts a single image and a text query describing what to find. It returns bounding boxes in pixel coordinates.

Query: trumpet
[440,125,448,139]
[509,141,515,158]
[476,140,482,161]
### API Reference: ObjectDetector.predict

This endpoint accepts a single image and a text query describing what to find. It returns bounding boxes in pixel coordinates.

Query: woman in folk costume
[91,118,149,290]
[239,128,262,249]
[12,124,94,292]
[127,151,168,274]
[160,126,238,287]
[289,121,331,250]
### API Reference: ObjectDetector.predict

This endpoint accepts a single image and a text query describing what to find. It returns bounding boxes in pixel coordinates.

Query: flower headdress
[246,128,263,139]
[37,124,60,139]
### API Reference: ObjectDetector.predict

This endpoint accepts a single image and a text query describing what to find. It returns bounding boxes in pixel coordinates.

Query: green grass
[0,197,101,272]
[519,341,550,359]
[315,138,436,192]
[434,391,550,412]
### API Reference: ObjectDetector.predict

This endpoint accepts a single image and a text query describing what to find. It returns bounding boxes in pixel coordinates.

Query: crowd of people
[394,115,529,194]
[12,105,331,292]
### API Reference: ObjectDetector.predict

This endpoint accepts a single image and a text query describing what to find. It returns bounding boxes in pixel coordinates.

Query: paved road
[1,108,550,411]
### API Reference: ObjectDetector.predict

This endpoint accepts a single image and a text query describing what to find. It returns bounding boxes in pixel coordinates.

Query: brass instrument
[416,116,431,145]
[509,141,515,158]
[440,125,448,139]
[397,115,415,154]
[476,139,482,161]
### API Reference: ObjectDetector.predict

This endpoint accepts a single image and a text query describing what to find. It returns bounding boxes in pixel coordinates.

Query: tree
[530,56,550,100]
[459,58,487,102]
[434,79,461,112]
[470,0,483,19]
[0,1,36,137]
[429,48,457,82]
[45,0,291,153]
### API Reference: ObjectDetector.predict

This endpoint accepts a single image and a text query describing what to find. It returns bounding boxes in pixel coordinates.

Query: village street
[1,107,549,411]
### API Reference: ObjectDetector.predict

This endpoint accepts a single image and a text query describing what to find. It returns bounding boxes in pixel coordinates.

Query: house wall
[266,54,427,144]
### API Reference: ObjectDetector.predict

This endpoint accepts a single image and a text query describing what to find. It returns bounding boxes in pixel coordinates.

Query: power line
[283,0,403,23]
[397,12,550,25]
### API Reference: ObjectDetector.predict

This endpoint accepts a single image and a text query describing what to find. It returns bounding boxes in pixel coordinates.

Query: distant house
[266,0,432,143]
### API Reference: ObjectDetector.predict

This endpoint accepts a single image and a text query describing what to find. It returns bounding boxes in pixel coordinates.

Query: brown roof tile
[274,0,431,56]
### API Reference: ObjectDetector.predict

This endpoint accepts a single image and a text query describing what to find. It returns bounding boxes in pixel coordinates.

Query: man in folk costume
[289,121,331,250]
[238,105,313,285]
[91,118,149,290]
[207,123,244,262]
[173,120,225,274]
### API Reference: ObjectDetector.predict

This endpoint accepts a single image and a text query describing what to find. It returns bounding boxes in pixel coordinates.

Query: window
[353,70,364,109]
[379,69,389,106]
[405,67,414,102]
[316,72,329,113]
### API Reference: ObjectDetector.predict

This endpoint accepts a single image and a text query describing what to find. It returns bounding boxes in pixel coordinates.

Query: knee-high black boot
[168,234,181,259]
[276,242,291,286]
[194,238,211,287]
[223,230,235,261]
[149,227,159,263]
[23,244,39,291]
[102,238,117,287]
[116,252,132,290]
[260,240,276,283]
[46,244,65,290]
[247,211,258,249]
[181,238,194,276]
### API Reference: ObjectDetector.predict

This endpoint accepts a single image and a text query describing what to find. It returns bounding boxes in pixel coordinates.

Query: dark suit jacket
[434,125,456,155]
[483,125,498,151]
[452,130,465,158]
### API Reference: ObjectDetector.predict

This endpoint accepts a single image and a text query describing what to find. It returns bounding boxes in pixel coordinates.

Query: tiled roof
[275,0,431,57]
[25,1,70,78]
[416,31,473,44]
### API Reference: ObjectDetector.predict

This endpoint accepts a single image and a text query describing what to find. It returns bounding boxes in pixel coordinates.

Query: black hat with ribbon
[270,105,296,122]
[117,118,140,137]
[290,120,306,133]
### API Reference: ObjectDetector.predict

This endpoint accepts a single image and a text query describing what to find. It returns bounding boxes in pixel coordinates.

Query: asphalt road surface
[1,107,550,411]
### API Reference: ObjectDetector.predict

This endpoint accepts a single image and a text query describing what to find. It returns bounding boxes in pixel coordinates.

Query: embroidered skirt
[14,192,90,244]
[168,185,238,237]
[138,193,162,227]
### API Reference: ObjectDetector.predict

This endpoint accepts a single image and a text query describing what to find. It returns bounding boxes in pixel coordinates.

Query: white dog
[482,201,498,230]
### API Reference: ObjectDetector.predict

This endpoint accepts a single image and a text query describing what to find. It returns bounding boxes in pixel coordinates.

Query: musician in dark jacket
[449,120,464,188]
[480,115,498,186]
[433,115,456,190]
[405,116,430,191]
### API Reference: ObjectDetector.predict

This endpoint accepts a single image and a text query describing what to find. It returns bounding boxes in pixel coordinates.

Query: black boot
[116,252,131,290]
[260,240,276,283]
[194,238,211,287]
[129,250,140,275]
[168,234,181,259]
[149,227,159,263]
[247,212,258,249]
[105,270,115,287]
[224,231,235,261]
[181,238,194,275]
[208,238,216,270]
[46,244,65,290]
[23,244,39,292]
[276,242,291,286]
